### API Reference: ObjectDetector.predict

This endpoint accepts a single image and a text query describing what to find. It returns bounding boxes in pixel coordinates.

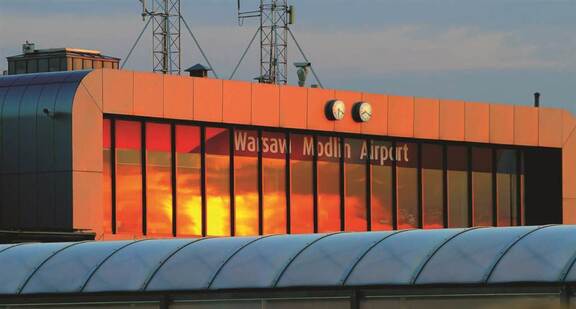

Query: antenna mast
[239,0,291,84]
[145,0,181,74]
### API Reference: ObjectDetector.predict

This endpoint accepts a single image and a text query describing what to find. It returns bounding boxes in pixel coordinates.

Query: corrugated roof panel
[488,225,576,283]
[21,241,134,294]
[83,239,193,292]
[211,234,327,290]
[0,242,78,294]
[345,229,464,286]
[146,237,258,291]
[276,232,392,287]
[415,226,538,284]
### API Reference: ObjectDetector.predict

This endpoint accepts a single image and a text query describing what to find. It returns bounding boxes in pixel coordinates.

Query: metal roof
[1,226,576,295]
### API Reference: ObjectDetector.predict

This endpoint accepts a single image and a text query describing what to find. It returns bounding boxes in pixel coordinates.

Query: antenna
[123,0,219,78]
[233,0,323,87]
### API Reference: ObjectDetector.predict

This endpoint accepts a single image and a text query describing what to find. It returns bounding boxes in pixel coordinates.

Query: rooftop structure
[5,42,119,75]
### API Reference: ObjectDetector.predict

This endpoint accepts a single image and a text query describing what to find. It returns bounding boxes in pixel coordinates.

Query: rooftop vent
[22,41,35,54]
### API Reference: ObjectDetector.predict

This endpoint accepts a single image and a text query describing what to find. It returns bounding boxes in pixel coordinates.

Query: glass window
[93,60,103,69]
[60,57,68,71]
[49,58,60,72]
[370,140,393,231]
[103,61,113,69]
[27,59,38,73]
[66,58,73,71]
[233,129,259,236]
[175,125,202,236]
[38,58,49,72]
[8,60,15,74]
[115,120,142,234]
[73,57,83,70]
[16,61,26,74]
[103,119,112,233]
[316,136,341,232]
[396,142,418,229]
[146,123,172,235]
[496,149,518,226]
[83,59,93,69]
[447,146,469,228]
[422,144,444,229]
[205,127,231,236]
[290,134,314,234]
[472,147,493,226]
[262,131,287,234]
[344,138,367,232]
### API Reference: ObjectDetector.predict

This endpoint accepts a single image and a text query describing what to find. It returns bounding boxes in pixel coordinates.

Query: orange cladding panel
[439,99,465,141]
[279,85,307,129]
[307,87,335,131]
[563,132,576,199]
[361,93,388,135]
[133,72,164,117]
[414,97,439,140]
[465,102,490,143]
[102,69,134,115]
[194,78,223,122]
[514,105,538,146]
[490,104,514,145]
[388,95,414,138]
[563,198,576,224]
[73,171,103,235]
[334,90,362,134]
[81,69,103,111]
[538,108,563,148]
[252,83,280,127]
[223,80,252,124]
[164,74,194,120]
[563,110,576,145]
[72,86,102,172]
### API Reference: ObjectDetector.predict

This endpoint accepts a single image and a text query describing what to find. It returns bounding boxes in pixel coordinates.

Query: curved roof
[2,226,576,295]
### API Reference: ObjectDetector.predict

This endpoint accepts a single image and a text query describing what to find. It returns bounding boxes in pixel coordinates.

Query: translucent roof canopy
[2,226,576,295]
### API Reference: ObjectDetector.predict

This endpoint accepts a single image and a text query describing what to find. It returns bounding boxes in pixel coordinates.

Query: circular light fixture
[352,102,372,122]
[325,100,346,121]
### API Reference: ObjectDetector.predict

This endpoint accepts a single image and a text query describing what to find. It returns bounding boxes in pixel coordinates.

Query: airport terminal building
[1,68,576,307]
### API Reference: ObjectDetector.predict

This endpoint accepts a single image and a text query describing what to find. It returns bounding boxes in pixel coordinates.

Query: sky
[1,0,576,112]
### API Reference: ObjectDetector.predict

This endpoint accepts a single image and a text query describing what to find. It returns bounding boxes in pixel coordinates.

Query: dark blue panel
[36,84,60,172]
[0,75,23,87]
[211,234,327,289]
[0,175,19,228]
[18,85,43,173]
[36,173,56,229]
[489,225,576,283]
[32,72,85,85]
[146,237,259,291]
[52,83,78,171]
[346,229,464,286]
[21,241,133,294]
[83,239,193,292]
[18,174,37,229]
[1,86,26,174]
[416,226,537,284]
[10,74,39,86]
[53,172,72,229]
[64,70,91,82]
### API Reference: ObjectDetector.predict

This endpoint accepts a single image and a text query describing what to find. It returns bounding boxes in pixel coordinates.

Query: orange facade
[69,68,576,239]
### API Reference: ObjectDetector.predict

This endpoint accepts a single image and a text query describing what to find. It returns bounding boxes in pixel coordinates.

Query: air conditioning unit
[22,41,35,54]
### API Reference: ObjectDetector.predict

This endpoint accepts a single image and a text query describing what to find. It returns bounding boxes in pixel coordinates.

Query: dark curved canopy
[1,225,576,295]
